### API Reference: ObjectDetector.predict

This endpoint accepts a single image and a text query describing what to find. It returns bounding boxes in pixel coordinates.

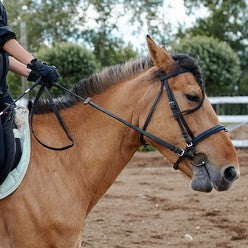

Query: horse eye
[186,94,200,103]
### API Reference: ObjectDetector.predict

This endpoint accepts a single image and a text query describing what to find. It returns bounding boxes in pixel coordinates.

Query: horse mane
[33,54,204,114]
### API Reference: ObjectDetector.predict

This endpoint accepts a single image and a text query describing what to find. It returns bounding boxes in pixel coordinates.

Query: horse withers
[0,36,239,247]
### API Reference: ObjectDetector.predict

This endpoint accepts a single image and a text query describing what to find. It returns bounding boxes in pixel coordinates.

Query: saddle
[0,107,22,185]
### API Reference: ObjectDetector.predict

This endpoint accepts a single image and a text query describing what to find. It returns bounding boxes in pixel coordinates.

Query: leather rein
[30,69,226,170]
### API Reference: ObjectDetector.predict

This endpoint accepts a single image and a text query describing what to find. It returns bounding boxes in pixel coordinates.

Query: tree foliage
[80,0,169,67]
[7,73,22,99]
[3,0,245,98]
[8,42,99,98]
[172,36,241,96]
[4,0,165,69]
[37,42,99,95]
[83,31,138,68]
[37,41,138,95]
[4,0,169,56]
[3,0,81,51]
[181,0,248,77]
[8,40,138,98]
[239,73,248,95]
[102,42,138,66]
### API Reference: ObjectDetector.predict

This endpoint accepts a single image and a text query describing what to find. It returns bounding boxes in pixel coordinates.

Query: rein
[30,84,74,150]
[30,69,226,169]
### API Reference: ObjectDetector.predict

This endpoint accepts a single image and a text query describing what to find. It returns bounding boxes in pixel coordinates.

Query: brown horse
[0,36,239,247]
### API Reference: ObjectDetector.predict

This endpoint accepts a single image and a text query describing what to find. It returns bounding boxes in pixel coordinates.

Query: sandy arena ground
[81,126,248,248]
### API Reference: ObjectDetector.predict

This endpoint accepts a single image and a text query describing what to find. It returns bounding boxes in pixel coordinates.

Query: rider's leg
[0,120,4,168]
[0,90,14,169]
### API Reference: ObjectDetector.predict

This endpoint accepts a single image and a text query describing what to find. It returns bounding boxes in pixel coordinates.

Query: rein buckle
[84,97,91,105]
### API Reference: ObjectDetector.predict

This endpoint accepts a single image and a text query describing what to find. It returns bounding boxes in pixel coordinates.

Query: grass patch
[138,145,156,152]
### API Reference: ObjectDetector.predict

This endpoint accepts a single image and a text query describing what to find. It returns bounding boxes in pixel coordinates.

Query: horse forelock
[172,54,205,92]
[33,54,204,114]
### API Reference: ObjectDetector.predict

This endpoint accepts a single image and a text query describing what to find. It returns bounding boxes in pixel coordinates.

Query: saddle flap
[0,110,21,185]
[0,101,31,199]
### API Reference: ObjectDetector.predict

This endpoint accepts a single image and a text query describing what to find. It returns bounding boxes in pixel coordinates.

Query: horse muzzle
[190,154,239,192]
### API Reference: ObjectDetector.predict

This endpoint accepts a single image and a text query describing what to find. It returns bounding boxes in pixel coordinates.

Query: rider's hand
[27,59,59,88]
[27,70,39,82]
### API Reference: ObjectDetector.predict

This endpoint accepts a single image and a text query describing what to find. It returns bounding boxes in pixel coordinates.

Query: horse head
[138,36,239,192]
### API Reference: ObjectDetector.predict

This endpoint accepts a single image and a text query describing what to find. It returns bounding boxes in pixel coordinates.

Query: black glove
[27,70,40,82]
[27,59,59,88]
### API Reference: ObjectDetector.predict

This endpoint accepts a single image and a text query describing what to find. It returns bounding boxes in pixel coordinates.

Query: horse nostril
[223,166,238,182]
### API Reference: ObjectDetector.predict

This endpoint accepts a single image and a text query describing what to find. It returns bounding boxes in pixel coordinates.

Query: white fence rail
[209,96,248,148]
[232,140,248,148]
[218,115,248,123]
[209,96,248,123]
[209,96,248,104]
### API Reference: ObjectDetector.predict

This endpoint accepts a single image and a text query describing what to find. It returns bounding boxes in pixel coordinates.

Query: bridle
[30,68,227,170]
[140,70,227,170]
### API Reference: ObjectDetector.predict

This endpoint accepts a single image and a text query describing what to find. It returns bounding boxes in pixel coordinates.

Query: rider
[0,2,59,166]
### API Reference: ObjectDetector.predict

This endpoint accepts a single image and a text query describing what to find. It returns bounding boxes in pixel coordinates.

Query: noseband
[140,70,227,170]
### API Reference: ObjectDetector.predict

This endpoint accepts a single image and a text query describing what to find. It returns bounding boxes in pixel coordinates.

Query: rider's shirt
[0,2,16,95]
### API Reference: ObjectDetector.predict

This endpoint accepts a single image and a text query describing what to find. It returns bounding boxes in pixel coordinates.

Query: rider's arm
[3,39,34,65]
[0,3,58,84]
[0,3,33,65]
[8,56,31,77]
[4,39,58,84]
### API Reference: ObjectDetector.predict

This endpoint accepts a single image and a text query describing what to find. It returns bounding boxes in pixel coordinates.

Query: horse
[0,36,239,247]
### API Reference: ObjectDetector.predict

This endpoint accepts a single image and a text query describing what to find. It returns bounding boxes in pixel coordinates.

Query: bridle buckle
[187,142,193,148]
[179,149,185,157]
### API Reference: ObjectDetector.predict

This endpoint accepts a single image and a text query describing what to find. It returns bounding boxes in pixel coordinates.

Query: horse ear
[146,35,174,72]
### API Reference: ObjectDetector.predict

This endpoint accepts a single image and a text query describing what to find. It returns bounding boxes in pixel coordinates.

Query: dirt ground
[81,126,248,248]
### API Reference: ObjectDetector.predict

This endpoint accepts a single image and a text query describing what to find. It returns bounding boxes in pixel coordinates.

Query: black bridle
[30,69,226,170]
[140,70,227,169]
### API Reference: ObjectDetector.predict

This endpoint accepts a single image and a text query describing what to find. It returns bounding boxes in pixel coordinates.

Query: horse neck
[31,72,152,212]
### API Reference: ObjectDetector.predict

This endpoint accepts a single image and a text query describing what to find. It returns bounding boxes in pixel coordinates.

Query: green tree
[172,36,241,96]
[182,0,247,50]
[180,0,248,81]
[4,0,170,55]
[122,0,171,44]
[37,42,99,94]
[239,73,248,95]
[80,0,171,67]
[4,0,166,68]
[4,0,174,96]
[8,42,99,98]
[7,73,22,99]
[83,30,138,68]
[107,42,138,66]
[3,0,81,51]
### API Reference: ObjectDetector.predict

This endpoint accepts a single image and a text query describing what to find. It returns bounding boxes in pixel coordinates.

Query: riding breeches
[0,52,13,169]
